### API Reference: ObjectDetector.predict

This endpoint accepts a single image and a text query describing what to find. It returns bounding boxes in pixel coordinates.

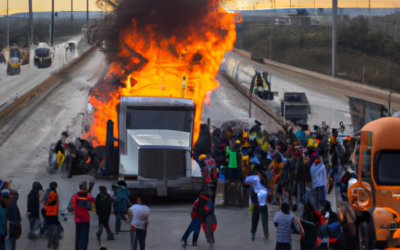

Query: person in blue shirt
[113,181,130,234]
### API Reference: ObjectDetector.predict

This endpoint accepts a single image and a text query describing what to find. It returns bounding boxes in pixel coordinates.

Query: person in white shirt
[129,197,150,250]
[273,202,301,250]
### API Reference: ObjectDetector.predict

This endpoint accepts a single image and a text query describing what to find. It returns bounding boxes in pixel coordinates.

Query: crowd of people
[0,180,150,250]
[190,119,352,249]
[0,119,355,250]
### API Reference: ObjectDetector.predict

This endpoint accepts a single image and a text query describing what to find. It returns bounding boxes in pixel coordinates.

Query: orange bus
[346,117,400,249]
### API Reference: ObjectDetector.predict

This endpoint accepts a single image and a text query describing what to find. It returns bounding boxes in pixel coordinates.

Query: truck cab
[34,43,53,68]
[117,96,202,197]
[347,117,400,249]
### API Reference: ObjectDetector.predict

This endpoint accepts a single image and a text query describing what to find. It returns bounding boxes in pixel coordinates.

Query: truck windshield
[35,48,50,57]
[10,49,20,58]
[126,106,193,132]
[374,150,400,186]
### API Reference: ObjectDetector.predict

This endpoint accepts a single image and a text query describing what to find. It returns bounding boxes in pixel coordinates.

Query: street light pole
[7,0,9,48]
[87,0,89,23]
[51,0,54,45]
[29,0,33,46]
[332,0,337,77]
[71,0,73,21]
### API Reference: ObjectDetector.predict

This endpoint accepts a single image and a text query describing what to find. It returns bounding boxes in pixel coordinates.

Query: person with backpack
[43,182,63,249]
[196,190,217,244]
[73,181,94,250]
[113,181,130,234]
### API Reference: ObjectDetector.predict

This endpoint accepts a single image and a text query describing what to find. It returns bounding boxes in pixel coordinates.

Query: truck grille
[139,148,186,179]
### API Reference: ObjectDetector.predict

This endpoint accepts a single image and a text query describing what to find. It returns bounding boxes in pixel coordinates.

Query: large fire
[86,1,238,148]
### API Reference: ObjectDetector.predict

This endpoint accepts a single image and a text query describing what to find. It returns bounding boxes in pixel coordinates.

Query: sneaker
[264,237,270,244]
[251,233,255,241]
[113,231,119,235]
[107,235,115,241]
[181,240,187,246]
[192,241,197,246]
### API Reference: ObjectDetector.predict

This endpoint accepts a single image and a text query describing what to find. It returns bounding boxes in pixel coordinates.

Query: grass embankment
[240,14,400,91]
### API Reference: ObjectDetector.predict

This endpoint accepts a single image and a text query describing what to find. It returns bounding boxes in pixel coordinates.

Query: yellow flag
[57,151,65,169]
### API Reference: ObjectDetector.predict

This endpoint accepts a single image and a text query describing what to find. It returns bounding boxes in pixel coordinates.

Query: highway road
[0,35,90,112]
[0,45,285,249]
[0,46,396,249]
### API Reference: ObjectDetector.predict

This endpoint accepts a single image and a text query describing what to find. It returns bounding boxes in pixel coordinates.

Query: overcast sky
[1,0,399,15]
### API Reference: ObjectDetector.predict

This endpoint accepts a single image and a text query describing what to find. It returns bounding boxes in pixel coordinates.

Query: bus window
[374,150,400,186]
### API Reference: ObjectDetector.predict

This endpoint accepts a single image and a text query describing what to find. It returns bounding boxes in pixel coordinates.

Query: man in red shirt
[73,182,94,250]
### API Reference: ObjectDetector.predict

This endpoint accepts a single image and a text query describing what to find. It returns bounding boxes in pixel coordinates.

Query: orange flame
[86,7,237,148]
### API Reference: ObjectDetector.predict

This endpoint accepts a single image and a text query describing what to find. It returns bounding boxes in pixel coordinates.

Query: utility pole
[332,0,337,77]
[71,0,73,21]
[369,0,371,14]
[290,0,292,12]
[51,0,54,45]
[29,0,33,46]
[314,0,316,15]
[7,0,9,48]
[87,0,89,23]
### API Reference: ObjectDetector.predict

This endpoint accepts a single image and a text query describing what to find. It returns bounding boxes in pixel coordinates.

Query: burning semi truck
[102,96,203,196]
[82,0,238,196]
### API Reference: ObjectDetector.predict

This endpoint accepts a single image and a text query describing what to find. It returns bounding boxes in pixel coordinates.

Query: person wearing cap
[27,182,43,236]
[73,181,94,250]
